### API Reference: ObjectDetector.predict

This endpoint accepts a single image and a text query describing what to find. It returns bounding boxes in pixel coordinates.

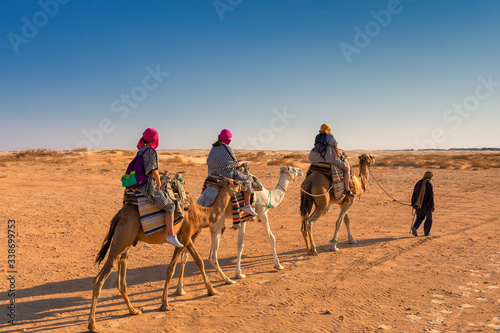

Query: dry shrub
[14,148,59,159]
[165,155,191,165]
[376,153,500,170]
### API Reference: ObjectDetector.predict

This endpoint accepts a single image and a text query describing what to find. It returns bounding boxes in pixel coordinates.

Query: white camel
[175,165,303,294]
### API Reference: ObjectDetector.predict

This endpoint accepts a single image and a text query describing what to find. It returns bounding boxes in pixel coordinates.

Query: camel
[175,166,303,295]
[299,154,375,255]
[87,178,241,333]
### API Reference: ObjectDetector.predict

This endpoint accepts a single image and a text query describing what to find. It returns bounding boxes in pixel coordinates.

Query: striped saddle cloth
[123,190,184,236]
[198,176,256,226]
[307,163,347,200]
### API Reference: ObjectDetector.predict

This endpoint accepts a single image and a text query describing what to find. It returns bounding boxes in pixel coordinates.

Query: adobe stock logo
[213,0,243,21]
[414,75,499,150]
[339,0,410,64]
[237,107,296,150]
[73,65,169,150]
[7,0,71,54]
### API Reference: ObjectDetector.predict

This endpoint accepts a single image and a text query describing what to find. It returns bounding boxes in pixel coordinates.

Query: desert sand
[1,149,499,332]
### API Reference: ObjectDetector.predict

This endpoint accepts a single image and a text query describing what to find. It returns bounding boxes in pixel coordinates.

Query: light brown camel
[87,178,241,333]
[299,154,375,255]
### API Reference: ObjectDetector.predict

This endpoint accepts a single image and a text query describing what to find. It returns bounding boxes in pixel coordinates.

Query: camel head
[358,154,375,166]
[218,178,246,194]
[280,165,304,179]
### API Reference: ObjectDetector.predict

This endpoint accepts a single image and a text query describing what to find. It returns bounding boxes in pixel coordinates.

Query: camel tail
[95,209,121,265]
[300,176,314,220]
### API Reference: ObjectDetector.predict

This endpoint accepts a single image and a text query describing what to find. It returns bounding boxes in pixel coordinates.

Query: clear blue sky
[1,0,499,151]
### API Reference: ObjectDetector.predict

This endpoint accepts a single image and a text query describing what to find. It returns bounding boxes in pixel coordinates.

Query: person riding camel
[206,129,258,217]
[308,123,354,197]
[132,128,184,248]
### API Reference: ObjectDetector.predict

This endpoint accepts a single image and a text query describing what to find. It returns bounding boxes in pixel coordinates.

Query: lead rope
[368,169,416,234]
[292,177,334,197]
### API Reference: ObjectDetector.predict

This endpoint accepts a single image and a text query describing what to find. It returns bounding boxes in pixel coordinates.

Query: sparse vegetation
[375,153,500,170]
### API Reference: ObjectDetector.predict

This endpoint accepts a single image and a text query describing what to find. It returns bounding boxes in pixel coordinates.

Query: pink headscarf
[137,128,159,150]
[218,129,232,145]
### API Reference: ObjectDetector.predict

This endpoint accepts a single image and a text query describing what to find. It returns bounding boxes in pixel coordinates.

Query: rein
[368,169,417,235]
[292,177,334,197]
[368,169,412,206]
[254,170,296,209]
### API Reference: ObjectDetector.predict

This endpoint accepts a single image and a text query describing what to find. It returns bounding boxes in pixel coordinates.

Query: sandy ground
[1,150,499,333]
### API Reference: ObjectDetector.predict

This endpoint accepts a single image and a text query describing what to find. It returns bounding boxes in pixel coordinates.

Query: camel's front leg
[209,217,235,284]
[117,252,143,315]
[258,212,283,270]
[343,212,357,245]
[329,201,353,252]
[186,242,216,295]
[176,229,202,295]
[160,246,185,311]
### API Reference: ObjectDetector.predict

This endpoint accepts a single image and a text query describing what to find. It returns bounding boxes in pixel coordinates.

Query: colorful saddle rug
[123,190,183,236]
[197,176,256,226]
[307,163,348,200]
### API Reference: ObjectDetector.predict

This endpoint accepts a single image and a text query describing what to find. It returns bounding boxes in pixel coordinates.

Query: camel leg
[175,249,190,296]
[160,246,185,311]
[116,251,143,315]
[329,200,353,252]
[209,216,236,284]
[303,206,328,256]
[259,212,283,270]
[185,241,216,295]
[176,229,201,295]
[343,212,357,245]
[301,218,312,254]
[234,221,248,278]
[88,242,132,332]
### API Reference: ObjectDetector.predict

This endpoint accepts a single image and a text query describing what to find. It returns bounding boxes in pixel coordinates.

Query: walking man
[411,171,435,237]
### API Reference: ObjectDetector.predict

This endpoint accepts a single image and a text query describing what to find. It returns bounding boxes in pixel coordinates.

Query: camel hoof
[88,322,99,333]
[274,264,284,270]
[130,307,143,315]
[224,278,237,284]
[307,250,319,256]
[349,239,358,244]
[176,289,187,296]
[329,245,340,252]
[160,304,173,311]
[234,273,246,279]
[207,289,217,296]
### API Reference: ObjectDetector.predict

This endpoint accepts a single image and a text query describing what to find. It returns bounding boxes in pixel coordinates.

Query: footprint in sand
[458,303,475,309]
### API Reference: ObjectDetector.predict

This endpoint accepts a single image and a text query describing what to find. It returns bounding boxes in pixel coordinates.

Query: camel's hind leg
[234,221,248,278]
[116,251,143,315]
[88,243,133,332]
[302,207,328,256]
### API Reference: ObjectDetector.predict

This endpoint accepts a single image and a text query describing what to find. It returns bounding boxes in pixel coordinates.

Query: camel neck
[270,172,290,207]
[359,162,370,193]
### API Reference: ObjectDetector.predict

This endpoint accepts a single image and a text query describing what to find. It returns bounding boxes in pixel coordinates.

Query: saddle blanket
[307,163,346,200]
[196,184,256,226]
[231,193,256,225]
[126,191,183,236]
